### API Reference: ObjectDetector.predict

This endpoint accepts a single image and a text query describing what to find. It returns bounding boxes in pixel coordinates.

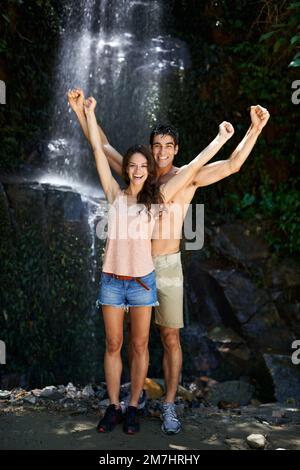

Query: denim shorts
[96,270,159,309]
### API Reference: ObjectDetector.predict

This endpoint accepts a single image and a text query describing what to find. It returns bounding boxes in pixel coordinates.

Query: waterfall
[43,0,189,187]
[6,2,190,387]
[35,0,190,291]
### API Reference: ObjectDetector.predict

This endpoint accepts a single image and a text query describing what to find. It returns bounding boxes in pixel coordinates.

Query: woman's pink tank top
[102,190,155,277]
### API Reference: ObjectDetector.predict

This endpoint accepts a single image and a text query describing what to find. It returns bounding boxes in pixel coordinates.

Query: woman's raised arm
[84,97,120,203]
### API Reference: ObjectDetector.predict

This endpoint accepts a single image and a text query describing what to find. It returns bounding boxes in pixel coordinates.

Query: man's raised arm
[193,105,270,187]
[160,121,234,203]
[67,88,123,176]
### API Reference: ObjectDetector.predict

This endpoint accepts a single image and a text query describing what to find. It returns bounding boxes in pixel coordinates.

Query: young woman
[84,97,163,434]
[83,96,233,434]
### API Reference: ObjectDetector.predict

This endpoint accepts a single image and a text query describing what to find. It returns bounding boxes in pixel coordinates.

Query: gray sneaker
[160,402,182,434]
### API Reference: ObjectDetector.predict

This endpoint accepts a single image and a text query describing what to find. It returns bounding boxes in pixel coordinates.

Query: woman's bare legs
[129,306,152,407]
[102,306,125,406]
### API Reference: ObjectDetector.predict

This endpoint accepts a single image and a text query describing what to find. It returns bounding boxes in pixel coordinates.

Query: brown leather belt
[104,272,150,291]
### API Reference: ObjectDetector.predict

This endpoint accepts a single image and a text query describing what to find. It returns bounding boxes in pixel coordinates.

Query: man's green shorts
[152,251,184,329]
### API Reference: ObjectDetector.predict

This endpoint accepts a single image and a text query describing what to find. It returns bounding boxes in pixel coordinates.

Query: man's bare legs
[158,326,182,434]
[159,326,182,403]
[129,307,152,407]
[127,323,183,434]
[127,324,182,402]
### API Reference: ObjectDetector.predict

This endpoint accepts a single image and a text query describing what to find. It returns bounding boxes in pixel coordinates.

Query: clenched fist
[67,87,85,113]
[83,96,97,114]
[250,105,270,130]
[219,121,235,141]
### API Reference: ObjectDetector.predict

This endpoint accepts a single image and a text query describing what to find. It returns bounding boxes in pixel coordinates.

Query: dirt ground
[1,405,300,450]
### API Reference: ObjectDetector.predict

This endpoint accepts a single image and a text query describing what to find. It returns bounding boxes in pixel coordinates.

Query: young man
[68,88,270,434]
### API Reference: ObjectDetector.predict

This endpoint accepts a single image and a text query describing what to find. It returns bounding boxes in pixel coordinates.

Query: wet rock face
[207,268,294,351]
[207,223,270,271]
[263,354,300,404]
[269,259,300,289]
[0,181,106,389]
[184,264,240,330]
[1,181,300,403]
[181,220,300,401]
[206,380,254,406]
[181,327,221,377]
[267,259,300,337]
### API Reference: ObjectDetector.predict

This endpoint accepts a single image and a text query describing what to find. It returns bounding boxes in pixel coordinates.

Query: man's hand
[218,121,235,141]
[67,87,85,113]
[83,97,97,114]
[250,105,270,130]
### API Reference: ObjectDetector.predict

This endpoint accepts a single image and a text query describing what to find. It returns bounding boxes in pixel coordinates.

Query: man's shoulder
[158,165,184,183]
[173,164,186,174]
[168,165,182,175]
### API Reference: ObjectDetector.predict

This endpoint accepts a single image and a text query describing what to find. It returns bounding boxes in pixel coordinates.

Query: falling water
[34,0,190,297]
[44,0,190,186]
[2,1,192,385]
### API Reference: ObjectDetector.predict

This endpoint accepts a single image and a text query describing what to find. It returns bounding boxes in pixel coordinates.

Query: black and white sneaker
[97,404,123,433]
[123,406,140,434]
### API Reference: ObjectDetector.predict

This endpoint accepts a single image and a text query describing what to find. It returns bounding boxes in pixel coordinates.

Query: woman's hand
[83,96,97,115]
[218,121,235,142]
[67,87,85,113]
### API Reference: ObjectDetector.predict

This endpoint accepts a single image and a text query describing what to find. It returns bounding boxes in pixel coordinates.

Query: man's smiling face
[151,134,178,169]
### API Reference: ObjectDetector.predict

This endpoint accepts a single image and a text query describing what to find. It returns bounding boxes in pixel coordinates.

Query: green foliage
[0,0,60,171]
[164,0,300,256]
[260,184,300,253]
[258,1,300,68]
[228,183,300,253]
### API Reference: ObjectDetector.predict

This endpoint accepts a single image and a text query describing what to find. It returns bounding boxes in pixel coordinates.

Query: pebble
[0,390,11,400]
[82,384,94,398]
[40,386,63,400]
[246,433,267,449]
[23,395,37,405]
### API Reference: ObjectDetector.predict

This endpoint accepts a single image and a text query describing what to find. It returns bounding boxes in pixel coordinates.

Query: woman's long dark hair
[122,144,164,212]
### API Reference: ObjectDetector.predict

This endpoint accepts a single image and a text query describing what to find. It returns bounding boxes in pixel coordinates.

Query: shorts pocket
[139,271,156,290]
[101,273,113,286]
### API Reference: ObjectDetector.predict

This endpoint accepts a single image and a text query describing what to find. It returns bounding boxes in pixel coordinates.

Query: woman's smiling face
[127,152,149,185]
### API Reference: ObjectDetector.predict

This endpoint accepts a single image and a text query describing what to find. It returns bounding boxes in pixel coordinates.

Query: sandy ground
[0,406,300,450]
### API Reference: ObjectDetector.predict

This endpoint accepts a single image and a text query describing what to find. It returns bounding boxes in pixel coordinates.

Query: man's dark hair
[150,124,179,147]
